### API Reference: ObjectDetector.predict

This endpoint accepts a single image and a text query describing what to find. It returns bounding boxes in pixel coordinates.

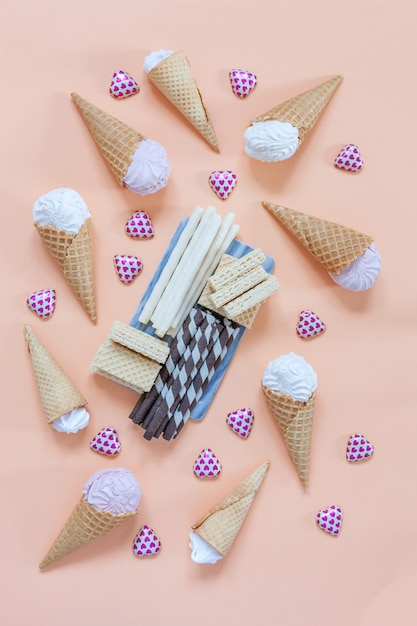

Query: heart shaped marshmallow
[229,69,258,98]
[316,505,343,536]
[193,448,222,478]
[89,427,121,456]
[113,255,143,283]
[133,525,161,557]
[346,433,374,462]
[125,211,154,239]
[226,407,254,439]
[334,144,364,172]
[296,310,326,339]
[208,170,237,200]
[26,289,56,319]
[109,70,139,99]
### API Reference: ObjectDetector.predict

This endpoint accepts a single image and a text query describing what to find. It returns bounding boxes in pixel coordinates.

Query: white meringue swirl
[123,138,171,195]
[189,532,223,564]
[143,49,174,73]
[244,120,299,162]
[33,188,91,234]
[262,352,317,402]
[51,407,90,434]
[329,243,382,292]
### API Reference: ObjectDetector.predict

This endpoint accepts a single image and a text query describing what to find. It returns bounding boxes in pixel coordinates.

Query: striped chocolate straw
[151,311,222,438]
[163,318,240,440]
[143,311,213,439]
[129,307,202,426]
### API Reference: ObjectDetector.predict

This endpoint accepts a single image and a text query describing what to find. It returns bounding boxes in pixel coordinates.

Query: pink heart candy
[226,407,254,439]
[125,211,154,239]
[113,255,143,283]
[132,525,161,557]
[109,70,139,99]
[208,170,237,200]
[193,448,222,478]
[334,144,364,172]
[229,69,258,98]
[89,427,121,456]
[316,505,343,536]
[346,433,374,462]
[296,310,326,339]
[27,289,56,319]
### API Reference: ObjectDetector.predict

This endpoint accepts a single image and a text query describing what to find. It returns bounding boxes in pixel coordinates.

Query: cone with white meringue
[191,460,270,556]
[262,386,315,488]
[262,201,373,276]
[24,324,87,425]
[147,50,220,152]
[251,75,342,148]
[71,92,146,186]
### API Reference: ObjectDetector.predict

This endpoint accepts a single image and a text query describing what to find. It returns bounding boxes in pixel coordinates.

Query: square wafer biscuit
[209,265,268,309]
[222,275,279,319]
[208,248,266,291]
[109,321,170,364]
[91,337,162,394]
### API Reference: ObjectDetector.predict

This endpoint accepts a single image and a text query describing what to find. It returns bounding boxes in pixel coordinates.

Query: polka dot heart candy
[193,448,222,478]
[109,70,139,99]
[89,427,121,456]
[26,289,56,319]
[226,407,254,439]
[346,433,374,462]
[296,310,326,339]
[334,144,364,172]
[229,69,257,98]
[133,525,161,557]
[316,505,343,536]
[113,255,143,284]
[208,170,237,200]
[125,211,154,239]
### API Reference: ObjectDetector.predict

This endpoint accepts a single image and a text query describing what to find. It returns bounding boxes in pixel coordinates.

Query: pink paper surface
[2,1,417,624]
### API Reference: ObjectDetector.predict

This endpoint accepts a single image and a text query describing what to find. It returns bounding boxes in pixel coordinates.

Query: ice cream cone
[252,75,342,146]
[35,217,96,321]
[262,385,315,488]
[71,92,145,186]
[262,202,373,275]
[148,50,219,152]
[191,460,270,556]
[39,496,136,569]
[24,324,87,425]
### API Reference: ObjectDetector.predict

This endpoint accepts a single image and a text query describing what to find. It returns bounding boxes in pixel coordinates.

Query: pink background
[2,1,417,624]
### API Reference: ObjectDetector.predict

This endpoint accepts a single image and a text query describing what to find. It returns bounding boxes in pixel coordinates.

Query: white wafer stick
[153,210,222,336]
[138,205,204,324]
[170,219,240,335]
[149,206,217,331]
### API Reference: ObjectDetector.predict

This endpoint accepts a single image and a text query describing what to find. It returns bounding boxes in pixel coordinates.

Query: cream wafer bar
[221,275,279,319]
[208,248,266,291]
[209,265,268,309]
[109,321,170,364]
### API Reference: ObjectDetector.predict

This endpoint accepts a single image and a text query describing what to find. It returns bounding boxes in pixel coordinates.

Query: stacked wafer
[198,248,279,328]
[91,321,170,394]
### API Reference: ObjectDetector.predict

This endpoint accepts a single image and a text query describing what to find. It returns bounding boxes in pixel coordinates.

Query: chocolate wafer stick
[151,312,221,438]
[163,320,239,440]
[142,313,212,439]
[129,308,201,425]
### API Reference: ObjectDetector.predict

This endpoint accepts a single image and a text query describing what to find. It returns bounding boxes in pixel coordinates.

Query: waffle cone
[35,218,96,321]
[191,460,270,556]
[39,496,136,569]
[24,325,87,425]
[71,92,145,185]
[263,202,373,275]
[262,385,315,488]
[251,75,342,146]
[148,51,219,152]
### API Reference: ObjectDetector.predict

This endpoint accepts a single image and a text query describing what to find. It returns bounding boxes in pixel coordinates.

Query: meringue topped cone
[263,202,381,291]
[39,468,141,569]
[244,75,342,162]
[144,49,220,152]
[262,353,317,488]
[71,93,171,195]
[24,324,89,434]
[33,188,96,321]
[189,460,270,563]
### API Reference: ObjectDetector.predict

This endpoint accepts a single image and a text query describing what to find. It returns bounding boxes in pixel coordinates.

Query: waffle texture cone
[35,218,96,321]
[262,385,315,488]
[191,460,270,556]
[263,202,373,275]
[71,92,145,185]
[252,75,342,145]
[39,496,136,569]
[148,51,219,152]
[24,325,87,425]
